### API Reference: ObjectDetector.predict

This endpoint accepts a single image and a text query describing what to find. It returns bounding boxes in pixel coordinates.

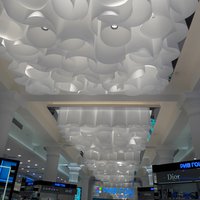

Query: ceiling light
[151,12,155,18]
[111,24,118,30]
[25,65,33,78]
[27,170,29,173]
[18,154,22,157]
[91,144,96,148]
[41,26,49,31]
[35,164,38,167]
[42,168,44,170]
[33,173,35,176]
[6,148,11,151]
[27,160,31,163]
[1,39,5,47]
[27,166,30,168]
[194,158,197,160]
[21,168,24,170]
[39,176,42,178]
[129,137,136,145]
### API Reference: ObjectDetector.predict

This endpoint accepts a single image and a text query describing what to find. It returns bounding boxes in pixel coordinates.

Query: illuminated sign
[167,173,180,181]
[74,187,82,200]
[53,183,66,188]
[180,161,200,169]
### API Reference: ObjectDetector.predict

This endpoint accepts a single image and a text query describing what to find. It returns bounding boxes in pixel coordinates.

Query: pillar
[44,147,60,182]
[68,163,81,183]
[0,91,23,157]
[78,170,94,200]
[156,149,174,164]
[183,96,200,158]
[137,168,149,187]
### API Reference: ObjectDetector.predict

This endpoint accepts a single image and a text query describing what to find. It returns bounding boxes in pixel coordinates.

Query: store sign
[155,168,200,184]
[180,161,200,169]
[167,173,180,181]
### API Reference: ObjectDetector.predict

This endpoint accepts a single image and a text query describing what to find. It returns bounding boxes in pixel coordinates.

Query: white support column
[78,172,90,200]
[137,168,149,187]
[156,149,175,165]
[0,91,23,157]
[44,147,60,182]
[68,163,81,183]
[183,96,200,158]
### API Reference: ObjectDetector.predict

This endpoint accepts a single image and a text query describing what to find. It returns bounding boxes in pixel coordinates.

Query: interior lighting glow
[41,26,49,31]
[111,24,118,30]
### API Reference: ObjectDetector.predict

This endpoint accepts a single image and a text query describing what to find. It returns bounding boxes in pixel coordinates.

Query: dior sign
[167,173,180,181]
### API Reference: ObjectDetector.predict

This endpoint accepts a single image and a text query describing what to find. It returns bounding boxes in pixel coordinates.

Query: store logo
[180,161,200,169]
[167,173,180,181]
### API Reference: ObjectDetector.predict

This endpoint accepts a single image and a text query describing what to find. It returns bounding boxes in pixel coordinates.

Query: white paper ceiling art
[58,107,150,184]
[0,0,198,95]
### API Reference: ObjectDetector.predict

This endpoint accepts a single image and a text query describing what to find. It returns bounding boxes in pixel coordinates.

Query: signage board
[153,160,200,173]
[154,168,200,184]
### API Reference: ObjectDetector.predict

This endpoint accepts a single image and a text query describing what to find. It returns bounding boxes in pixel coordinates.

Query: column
[68,163,81,183]
[0,91,23,157]
[44,147,60,182]
[78,172,90,200]
[156,149,175,164]
[183,96,200,158]
[137,168,149,187]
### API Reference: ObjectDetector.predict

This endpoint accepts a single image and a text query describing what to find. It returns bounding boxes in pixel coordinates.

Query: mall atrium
[0,0,200,200]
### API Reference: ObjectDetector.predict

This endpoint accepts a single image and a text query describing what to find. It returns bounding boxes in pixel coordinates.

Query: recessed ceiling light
[21,168,24,170]
[35,164,38,167]
[33,173,35,176]
[18,154,22,157]
[39,176,42,178]
[151,12,156,18]
[194,158,197,160]
[20,162,23,165]
[41,26,49,31]
[27,170,29,173]
[42,168,44,170]
[27,166,30,168]
[27,160,31,163]
[111,24,118,30]
[6,148,11,151]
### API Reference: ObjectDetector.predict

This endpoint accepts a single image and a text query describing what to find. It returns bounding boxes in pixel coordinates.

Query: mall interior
[0,0,200,199]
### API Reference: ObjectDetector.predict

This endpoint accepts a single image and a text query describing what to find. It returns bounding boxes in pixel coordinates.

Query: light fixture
[111,24,118,30]
[129,137,136,145]
[33,173,35,176]
[35,164,38,167]
[18,154,22,157]
[0,0,196,96]
[6,148,11,151]
[41,26,49,31]
[27,166,30,168]
[21,168,24,170]
[27,160,31,163]
[42,168,44,170]
[27,170,29,173]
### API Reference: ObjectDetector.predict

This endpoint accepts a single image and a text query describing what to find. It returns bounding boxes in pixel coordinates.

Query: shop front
[153,160,200,200]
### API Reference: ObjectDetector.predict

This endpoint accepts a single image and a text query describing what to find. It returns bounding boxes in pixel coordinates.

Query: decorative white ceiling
[58,107,150,183]
[0,0,198,95]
